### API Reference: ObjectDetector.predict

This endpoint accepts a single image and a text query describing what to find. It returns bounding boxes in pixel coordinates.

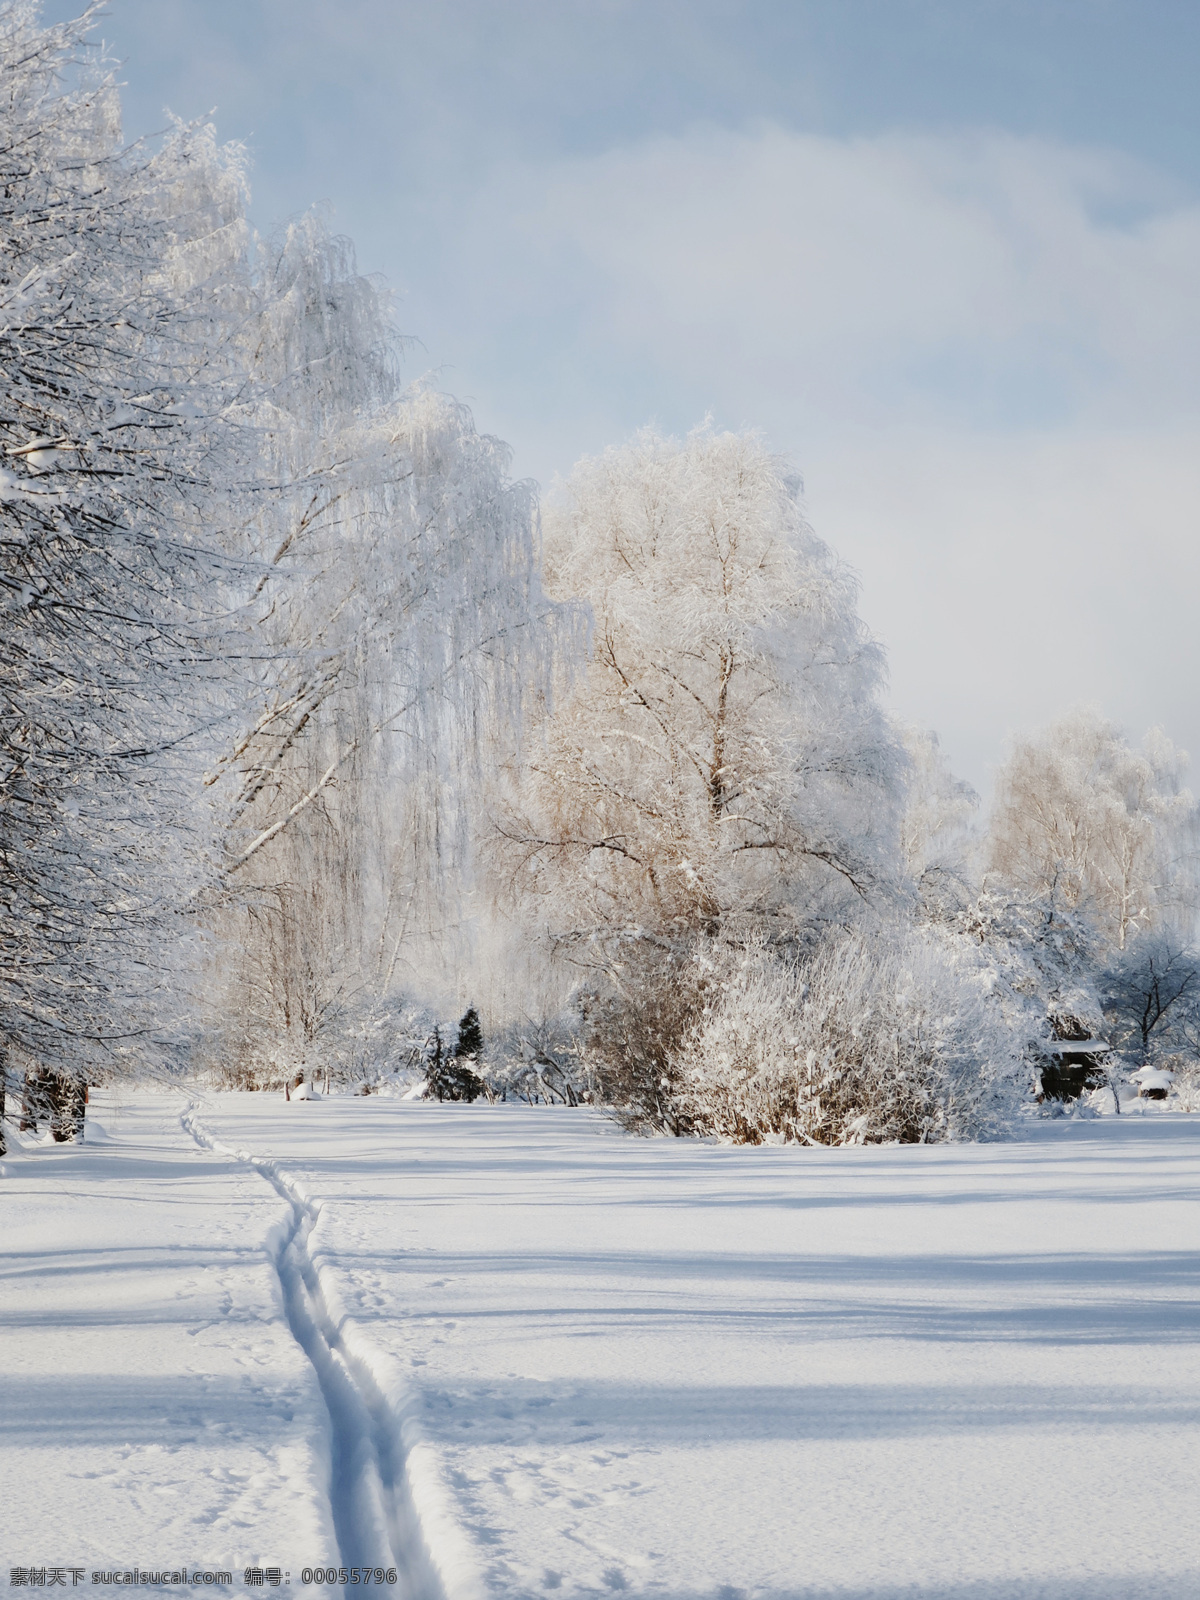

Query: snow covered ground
[5,1093,1200,1599]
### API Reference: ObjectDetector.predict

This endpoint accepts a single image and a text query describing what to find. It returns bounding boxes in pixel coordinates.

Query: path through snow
[179,1104,440,1596]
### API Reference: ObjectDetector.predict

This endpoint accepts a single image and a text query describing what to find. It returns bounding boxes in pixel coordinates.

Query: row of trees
[4,1,1197,1148]
[1,4,247,1127]
[0,2,571,1145]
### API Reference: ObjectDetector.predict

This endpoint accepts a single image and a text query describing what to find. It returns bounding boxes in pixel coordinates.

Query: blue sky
[50,1,1200,795]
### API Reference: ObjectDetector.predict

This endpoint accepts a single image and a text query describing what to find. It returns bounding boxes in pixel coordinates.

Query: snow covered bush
[1168,1059,1200,1113]
[203,992,439,1094]
[670,927,1025,1145]
[582,940,714,1134]
[924,875,1106,1068]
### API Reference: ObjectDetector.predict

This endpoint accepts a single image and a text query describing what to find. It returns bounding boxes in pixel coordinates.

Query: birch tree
[900,726,978,888]
[202,217,573,1082]
[491,426,904,957]
[484,427,905,1119]
[986,712,1200,952]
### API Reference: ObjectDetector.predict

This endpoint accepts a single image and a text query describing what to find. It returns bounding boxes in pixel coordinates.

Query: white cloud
[806,424,1200,793]
[427,125,1200,794]
[472,126,1200,427]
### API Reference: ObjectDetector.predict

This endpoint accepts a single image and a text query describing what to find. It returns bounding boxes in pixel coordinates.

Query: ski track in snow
[180,1102,444,1600]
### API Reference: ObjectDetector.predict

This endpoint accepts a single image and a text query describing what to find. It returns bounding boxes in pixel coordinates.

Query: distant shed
[1037,1037,1112,1102]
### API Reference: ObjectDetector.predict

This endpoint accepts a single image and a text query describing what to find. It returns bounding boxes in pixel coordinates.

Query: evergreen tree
[455,1007,484,1064]
[427,1011,485,1102]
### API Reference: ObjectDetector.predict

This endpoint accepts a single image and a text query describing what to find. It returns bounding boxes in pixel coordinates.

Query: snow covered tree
[0,2,252,1113]
[426,1015,484,1102]
[455,1006,484,1064]
[900,726,978,889]
[1100,933,1200,1065]
[0,6,573,1113]
[986,712,1200,953]
[200,213,573,1084]
[486,426,905,1126]
[491,426,903,958]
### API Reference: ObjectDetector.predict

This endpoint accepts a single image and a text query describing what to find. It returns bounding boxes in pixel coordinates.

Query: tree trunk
[20,1068,50,1133]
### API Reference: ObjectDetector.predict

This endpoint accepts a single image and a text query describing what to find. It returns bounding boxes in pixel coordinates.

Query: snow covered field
[4,1093,1200,1599]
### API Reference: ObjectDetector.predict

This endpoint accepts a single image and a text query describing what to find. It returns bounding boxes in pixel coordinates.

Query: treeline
[0,2,572,1146]
[3,3,1197,1150]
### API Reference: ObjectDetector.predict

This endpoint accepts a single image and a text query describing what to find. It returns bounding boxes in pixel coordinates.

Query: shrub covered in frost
[670,927,1025,1145]
[582,941,715,1135]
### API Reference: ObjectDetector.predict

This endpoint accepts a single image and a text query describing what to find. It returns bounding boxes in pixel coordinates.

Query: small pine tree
[455,1007,484,1064]
[427,1018,485,1103]
[426,1026,448,1099]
